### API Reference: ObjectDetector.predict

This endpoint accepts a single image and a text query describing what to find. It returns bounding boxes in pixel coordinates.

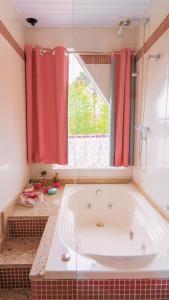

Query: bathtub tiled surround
[0,220,41,291]
[0,288,31,299]
[0,238,39,288]
[30,216,58,279]
[0,187,63,242]
[2,183,169,299]
[0,238,40,265]
[0,191,62,294]
[8,218,48,238]
[0,267,31,289]
[31,279,169,300]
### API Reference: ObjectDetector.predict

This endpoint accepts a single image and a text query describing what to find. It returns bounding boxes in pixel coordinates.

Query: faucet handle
[96,189,103,196]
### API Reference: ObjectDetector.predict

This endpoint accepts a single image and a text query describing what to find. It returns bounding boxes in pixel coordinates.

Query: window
[68,54,110,168]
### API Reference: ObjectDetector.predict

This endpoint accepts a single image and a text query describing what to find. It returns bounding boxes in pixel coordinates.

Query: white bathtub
[45,184,169,279]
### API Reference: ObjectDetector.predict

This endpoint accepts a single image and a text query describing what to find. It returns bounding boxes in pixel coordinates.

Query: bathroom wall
[0,0,29,210]
[26,26,137,180]
[26,26,137,51]
[133,0,169,211]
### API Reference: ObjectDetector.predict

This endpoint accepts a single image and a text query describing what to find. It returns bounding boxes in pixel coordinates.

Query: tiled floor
[0,238,40,265]
[0,289,31,299]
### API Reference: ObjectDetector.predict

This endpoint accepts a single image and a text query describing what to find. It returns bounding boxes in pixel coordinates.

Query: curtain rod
[69,51,136,55]
[68,51,114,55]
[32,48,135,55]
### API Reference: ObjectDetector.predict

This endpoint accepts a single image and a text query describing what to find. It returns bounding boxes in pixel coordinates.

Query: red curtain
[112,48,132,167]
[25,46,69,164]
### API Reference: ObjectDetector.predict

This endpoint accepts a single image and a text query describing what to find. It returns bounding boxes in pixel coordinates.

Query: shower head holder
[149,54,160,61]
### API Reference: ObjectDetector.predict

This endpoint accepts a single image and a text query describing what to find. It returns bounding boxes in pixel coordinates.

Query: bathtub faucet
[96,189,103,197]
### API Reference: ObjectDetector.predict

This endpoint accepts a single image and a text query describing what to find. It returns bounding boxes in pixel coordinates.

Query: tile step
[0,288,31,299]
[0,238,40,265]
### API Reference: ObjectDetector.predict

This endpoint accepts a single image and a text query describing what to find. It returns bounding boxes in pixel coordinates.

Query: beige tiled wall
[133,0,169,212]
[26,26,137,51]
[0,0,29,211]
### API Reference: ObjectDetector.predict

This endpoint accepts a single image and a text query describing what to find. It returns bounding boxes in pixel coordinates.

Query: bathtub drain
[96,222,104,227]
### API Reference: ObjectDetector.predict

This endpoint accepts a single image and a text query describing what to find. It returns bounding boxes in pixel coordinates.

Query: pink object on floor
[25,46,69,164]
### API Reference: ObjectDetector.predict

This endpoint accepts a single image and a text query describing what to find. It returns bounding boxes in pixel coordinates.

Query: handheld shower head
[116,19,131,37]
[118,19,131,27]
[116,17,149,37]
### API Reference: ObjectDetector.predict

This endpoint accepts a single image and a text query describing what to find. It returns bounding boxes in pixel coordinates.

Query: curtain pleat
[110,48,135,167]
[130,56,136,165]
[25,45,69,164]
[109,58,115,166]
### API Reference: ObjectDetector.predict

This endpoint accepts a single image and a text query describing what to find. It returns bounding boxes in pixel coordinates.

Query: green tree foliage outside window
[69,72,110,135]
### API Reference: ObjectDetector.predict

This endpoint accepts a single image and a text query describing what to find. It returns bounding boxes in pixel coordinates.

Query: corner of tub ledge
[30,273,45,280]
[30,215,58,278]
[131,179,169,223]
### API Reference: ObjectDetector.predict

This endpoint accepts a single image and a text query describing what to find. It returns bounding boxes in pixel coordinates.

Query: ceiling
[12,0,150,27]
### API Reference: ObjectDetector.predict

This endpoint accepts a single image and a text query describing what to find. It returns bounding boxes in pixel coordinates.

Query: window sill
[52,165,128,170]
[52,165,132,179]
